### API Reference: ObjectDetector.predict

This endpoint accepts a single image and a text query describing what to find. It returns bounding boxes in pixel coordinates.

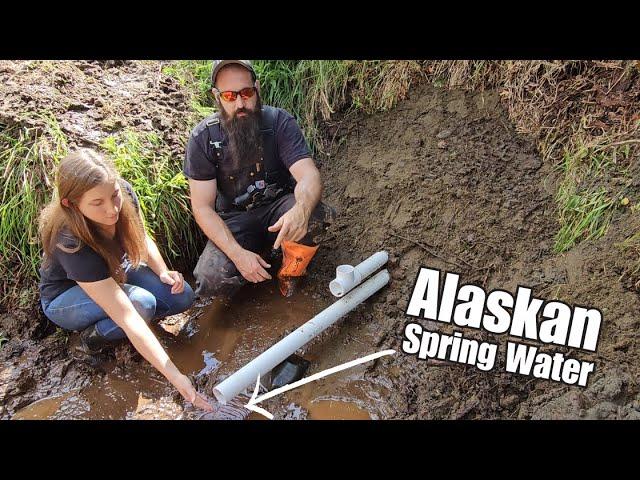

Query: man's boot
[277,240,319,297]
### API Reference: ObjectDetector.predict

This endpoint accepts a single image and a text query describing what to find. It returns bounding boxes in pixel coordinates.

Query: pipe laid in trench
[329,250,389,297]
[213,269,391,404]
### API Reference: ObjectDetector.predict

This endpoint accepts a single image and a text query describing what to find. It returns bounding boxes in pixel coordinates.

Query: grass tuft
[553,138,634,253]
[0,114,68,306]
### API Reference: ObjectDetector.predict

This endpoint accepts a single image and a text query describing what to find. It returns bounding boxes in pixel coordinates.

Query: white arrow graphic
[245,349,396,419]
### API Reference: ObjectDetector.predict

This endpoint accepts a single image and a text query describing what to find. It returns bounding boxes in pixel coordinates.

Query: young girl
[39,148,212,412]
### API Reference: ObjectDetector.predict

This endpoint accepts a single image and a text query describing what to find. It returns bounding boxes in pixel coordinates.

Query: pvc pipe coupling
[329,251,389,297]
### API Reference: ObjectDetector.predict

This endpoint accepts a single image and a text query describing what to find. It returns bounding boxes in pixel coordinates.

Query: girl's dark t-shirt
[39,179,141,306]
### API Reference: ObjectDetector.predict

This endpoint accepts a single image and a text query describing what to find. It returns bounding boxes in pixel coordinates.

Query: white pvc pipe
[329,251,389,297]
[213,269,391,404]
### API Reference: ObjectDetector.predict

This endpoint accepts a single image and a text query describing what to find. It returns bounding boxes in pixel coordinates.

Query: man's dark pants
[193,193,335,299]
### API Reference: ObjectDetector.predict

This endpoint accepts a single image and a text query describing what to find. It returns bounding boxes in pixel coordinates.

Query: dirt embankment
[0,60,192,155]
[312,82,640,419]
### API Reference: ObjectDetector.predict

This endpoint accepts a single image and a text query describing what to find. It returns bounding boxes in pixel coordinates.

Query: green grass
[555,187,615,253]
[101,130,203,266]
[253,60,302,114]
[553,141,633,253]
[0,114,68,303]
[162,60,216,117]
[253,60,349,152]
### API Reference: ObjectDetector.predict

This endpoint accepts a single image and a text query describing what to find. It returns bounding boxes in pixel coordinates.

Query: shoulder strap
[260,105,277,133]
[259,107,282,176]
[205,113,223,166]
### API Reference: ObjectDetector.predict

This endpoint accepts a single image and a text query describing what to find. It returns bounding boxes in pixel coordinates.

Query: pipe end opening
[212,388,227,405]
[336,264,354,275]
[329,280,344,297]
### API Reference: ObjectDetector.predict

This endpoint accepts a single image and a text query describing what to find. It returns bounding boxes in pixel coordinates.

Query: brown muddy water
[12,280,387,420]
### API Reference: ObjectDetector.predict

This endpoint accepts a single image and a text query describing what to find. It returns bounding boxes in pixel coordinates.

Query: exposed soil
[312,82,640,419]
[1,61,639,419]
[0,60,193,155]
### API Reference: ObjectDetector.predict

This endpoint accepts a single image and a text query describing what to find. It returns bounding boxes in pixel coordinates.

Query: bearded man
[183,60,335,301]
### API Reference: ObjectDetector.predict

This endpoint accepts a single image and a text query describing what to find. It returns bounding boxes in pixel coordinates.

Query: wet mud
[8,281,380,420]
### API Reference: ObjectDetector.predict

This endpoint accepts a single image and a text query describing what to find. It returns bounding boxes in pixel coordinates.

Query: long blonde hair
[39,148,147,283]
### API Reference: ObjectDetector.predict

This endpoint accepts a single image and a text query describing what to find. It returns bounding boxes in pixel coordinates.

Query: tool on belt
[232,179,286,211]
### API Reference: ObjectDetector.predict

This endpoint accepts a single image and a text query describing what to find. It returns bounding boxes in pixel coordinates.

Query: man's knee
[193,242,245,299]
[194,265,246,299]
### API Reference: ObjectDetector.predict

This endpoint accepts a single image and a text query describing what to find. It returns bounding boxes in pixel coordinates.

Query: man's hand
[231,248,272,283]
[268,204,310,250]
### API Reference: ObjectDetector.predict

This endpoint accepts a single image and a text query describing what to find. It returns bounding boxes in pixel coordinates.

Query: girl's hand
[173,373,215,412]
[159,270,185,294]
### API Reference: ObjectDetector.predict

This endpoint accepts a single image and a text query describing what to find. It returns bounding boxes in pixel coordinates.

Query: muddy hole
[12,280,383,420]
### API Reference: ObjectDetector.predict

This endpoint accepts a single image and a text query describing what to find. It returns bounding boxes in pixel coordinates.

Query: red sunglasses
[215,86,257,102]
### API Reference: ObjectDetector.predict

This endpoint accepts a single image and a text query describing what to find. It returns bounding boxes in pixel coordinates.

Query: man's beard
[219,95,263,170]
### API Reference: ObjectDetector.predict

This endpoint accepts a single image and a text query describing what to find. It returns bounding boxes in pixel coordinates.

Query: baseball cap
[211,60,256,87]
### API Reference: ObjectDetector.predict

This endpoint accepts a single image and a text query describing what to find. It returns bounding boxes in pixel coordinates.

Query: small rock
[436,129,453,139]
[391,269,405,281]
[437,140,447,149]
[151,116,171,131]
[502,394,519,409]
[159,313,192,336]
[5,343,25,359]
[612,338,631,351]
[67,102,90,112]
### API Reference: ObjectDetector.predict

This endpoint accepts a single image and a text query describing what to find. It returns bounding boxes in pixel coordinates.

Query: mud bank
[311,82,640,419]
[0,60,193,155]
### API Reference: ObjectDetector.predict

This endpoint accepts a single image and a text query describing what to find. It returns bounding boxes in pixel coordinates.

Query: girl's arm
[144,234,185,294]
[78,277,212,411]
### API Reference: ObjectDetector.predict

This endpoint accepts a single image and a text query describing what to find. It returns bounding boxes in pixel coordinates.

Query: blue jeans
[42,265,195,341]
